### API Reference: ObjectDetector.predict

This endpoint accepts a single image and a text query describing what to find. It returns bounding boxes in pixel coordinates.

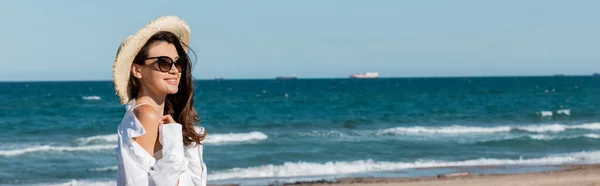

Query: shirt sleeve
[181,142,208,186]
[147,124,208,186]
[148,123,187,186]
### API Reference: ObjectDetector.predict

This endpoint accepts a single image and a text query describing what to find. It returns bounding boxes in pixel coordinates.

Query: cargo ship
[276,74,298,80]
[350,72,379,79]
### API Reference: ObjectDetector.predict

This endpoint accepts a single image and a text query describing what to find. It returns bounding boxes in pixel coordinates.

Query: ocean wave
[516,123,600,133]
[528,134,552,140]
[209,151,600,181]
[557,109,571,115]
[473,134,600,146]
[296,130,350,137]
[584,134,600,138]
[0,145,115,156]
[205,131,268,144]
[529,134,600,140]
[77,131,268,145]
[2,130,268,157]
[526,134,549,140]
[76,134,118,144]
[527,134,600,141]
[516,124,566,133]
[47,179,116,186]
[377,125,511,135]
[537,111,553,117]
[82,96,101,100]
[571,123,600,130]
[377,123,600,135]
[536,109,571,117]
[89,166,118,172]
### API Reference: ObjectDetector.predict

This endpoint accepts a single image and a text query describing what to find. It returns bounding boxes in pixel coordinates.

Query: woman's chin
[166,88,179,94]
[163,84,179,94]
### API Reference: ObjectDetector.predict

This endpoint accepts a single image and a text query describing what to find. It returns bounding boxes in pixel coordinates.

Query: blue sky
[1,1,599,81]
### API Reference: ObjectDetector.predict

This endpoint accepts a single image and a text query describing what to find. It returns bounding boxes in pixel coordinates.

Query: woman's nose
[168,63,179,74]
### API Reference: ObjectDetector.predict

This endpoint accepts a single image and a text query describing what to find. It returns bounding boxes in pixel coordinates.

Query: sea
[2,76,600,185]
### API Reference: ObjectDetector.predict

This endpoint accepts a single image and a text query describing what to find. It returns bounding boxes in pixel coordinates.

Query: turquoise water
[2,76,600,185]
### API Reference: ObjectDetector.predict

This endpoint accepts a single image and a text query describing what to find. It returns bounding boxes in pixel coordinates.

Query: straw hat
[113,16,191,104]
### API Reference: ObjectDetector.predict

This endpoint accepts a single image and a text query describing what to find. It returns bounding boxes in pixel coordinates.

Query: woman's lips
[165,78,177,85]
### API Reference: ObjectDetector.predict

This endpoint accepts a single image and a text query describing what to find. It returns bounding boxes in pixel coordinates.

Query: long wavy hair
[127,31,206,146]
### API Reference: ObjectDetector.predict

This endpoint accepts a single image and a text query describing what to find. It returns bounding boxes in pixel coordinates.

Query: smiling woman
[113,16,208,186]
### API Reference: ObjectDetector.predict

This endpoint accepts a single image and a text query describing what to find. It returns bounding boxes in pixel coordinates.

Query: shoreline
[280,164,600,186]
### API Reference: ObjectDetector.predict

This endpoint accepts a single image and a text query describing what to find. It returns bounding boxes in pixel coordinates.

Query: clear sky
[1,0,599,81]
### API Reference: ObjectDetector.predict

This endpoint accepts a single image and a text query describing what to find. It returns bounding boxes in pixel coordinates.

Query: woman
[113,16,207,186]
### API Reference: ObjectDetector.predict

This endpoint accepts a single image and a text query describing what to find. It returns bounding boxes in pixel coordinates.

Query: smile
[165,78,178,85]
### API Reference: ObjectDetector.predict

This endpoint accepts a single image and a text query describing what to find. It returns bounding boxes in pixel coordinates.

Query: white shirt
[116,99,207,186]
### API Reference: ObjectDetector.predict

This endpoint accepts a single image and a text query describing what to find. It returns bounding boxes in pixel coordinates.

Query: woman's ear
[131,64,143,79]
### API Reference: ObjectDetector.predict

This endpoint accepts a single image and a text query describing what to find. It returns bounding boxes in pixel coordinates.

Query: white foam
[75,130,268,146]
[525,134,600,141]
[557,109,571,115]
[297,130,347,137]
[377,123,600,136]
[522,123,600,132]
[0,145,115,156]
[528,134,552,140]
[76,134,118,144]
[517,124,566,133]
[209,151,600,180]
[539,111,553,117]
[204,131,268,144]
[77,127,205,145]
[47,179,116,186]
[90,166,118,172]
[377,125,511,135]
[571,123,600,130]
[82,96,101,100]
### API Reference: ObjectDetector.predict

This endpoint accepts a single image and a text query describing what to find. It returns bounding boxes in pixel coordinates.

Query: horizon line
[1,74,597,83]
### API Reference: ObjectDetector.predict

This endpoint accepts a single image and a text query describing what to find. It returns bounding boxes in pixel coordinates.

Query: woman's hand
[158,115,177,147]
[161,115,176,124]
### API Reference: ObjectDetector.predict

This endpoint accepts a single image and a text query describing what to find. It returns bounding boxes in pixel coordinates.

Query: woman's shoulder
[117,103,159,142]
[132,105,160,128]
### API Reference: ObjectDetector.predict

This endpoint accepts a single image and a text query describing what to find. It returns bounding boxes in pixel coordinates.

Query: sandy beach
[282,164,600,186]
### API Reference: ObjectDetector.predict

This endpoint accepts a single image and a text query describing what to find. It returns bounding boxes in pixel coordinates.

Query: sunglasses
[144,56,188,73]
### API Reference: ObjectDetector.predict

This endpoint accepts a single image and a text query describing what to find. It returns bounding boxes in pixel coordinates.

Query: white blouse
[116,99,207,186]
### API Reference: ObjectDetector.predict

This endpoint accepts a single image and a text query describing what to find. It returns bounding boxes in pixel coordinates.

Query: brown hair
[127,31,206,146]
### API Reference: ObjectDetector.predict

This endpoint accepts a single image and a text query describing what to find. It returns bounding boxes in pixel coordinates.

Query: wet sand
[283,164,600,186]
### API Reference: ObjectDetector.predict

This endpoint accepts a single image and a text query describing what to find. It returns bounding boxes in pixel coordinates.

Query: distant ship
[593,73,600,77]
[276,74,298,80]
[350,72,379,79]
[214,76,225,80]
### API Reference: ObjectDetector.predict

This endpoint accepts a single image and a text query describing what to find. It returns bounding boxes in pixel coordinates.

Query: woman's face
[133,41,182,96]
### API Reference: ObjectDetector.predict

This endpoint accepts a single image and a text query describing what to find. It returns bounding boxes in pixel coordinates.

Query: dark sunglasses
[144,56,188,73]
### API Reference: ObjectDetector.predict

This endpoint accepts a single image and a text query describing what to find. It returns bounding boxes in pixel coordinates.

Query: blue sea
[2,76,600,185]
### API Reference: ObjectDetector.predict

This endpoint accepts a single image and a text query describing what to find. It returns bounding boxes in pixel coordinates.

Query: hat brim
[113,16,191,104]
